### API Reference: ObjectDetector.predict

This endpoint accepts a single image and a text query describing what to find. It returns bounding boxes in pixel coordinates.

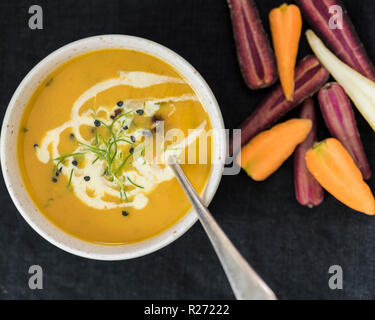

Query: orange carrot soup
[18,49,212,244]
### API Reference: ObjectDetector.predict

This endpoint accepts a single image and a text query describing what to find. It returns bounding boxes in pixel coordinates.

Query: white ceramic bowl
[1,35,226,260]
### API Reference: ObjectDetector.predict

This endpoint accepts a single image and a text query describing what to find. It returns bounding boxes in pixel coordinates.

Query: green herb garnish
[92,156,100,164]
[127,177,144,189]
[53,107,148,201]
[43,197,54,208]
[67,168,74,188]
[53,152,83,175]
[45,78,53,87]
[114,153,132,176]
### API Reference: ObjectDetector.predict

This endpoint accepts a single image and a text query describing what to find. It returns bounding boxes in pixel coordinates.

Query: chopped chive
[99,134,108,147]
[67,169,74,188]
[77,141,106,154]
[97,119,134,174]
[117,130,124,139]
[45,78,53,87]
[94,127,99,145]
[127,177,144,189]
[54,152,83,161]
[53,153,83,173]
[109,112,132,130]
[141,148,145,157]
[122,188,128,202]
[114,153,132,176]
[115,138,134,145]
[43,198,54,208]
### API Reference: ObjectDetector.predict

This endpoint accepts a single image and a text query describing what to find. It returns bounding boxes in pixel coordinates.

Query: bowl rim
[0,34,226,260]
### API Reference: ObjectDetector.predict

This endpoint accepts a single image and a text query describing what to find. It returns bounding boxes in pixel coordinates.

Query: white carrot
[306,29,375,131]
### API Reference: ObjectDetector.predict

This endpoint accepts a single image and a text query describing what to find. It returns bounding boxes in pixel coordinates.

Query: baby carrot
[269,4,302,101]
[294,99,324,208]
[305,138,375,215]
[237,118,312,181]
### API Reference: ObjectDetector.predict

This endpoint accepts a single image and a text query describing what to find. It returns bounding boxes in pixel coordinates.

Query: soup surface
[18,49,212,244]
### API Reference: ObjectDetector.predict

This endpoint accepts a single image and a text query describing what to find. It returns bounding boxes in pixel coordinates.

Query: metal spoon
[169,158,277,300]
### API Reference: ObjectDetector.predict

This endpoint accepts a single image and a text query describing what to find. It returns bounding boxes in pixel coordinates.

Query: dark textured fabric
[0,0,374,300]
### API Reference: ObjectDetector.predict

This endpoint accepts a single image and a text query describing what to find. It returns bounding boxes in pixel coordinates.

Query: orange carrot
[305,138,375,215]
[269,4,302,101]
[237,118,312,181]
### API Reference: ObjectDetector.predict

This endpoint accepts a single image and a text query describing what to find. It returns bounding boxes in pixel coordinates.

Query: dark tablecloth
[0,0,374,300]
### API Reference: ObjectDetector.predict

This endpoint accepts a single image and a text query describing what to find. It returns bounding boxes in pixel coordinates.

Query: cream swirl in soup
[18,49,213,244]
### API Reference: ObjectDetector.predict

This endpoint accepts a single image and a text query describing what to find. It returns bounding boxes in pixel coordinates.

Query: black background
[0,0,374,300]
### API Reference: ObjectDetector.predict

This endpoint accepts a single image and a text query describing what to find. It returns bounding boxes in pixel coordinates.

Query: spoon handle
[170,161,276,300]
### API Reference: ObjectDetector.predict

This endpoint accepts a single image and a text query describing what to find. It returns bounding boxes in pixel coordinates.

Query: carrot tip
[312,141,326,150]
[279,3,289,12]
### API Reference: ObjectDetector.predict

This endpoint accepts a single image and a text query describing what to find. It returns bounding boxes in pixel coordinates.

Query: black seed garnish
[33,144,39,149]
[94,120,101,127]
[122,211,129,217]
[52,177,57,183]
[136,109,144,115]
[123,125,128,130]
[117,101,124,107]
[69,133,75,140]
[84,176,91,181]
[129,147,134,154]
[55,171,59,177]
[130,136,136,143]
[72,160,78,166]
[59,167,63,172]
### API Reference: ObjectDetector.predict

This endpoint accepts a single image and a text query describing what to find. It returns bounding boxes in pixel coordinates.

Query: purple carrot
[294,99,324,208]
[228,0,277,89]
[318,82,371,179]
[295,0,375,81]
[229,55,329,156]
